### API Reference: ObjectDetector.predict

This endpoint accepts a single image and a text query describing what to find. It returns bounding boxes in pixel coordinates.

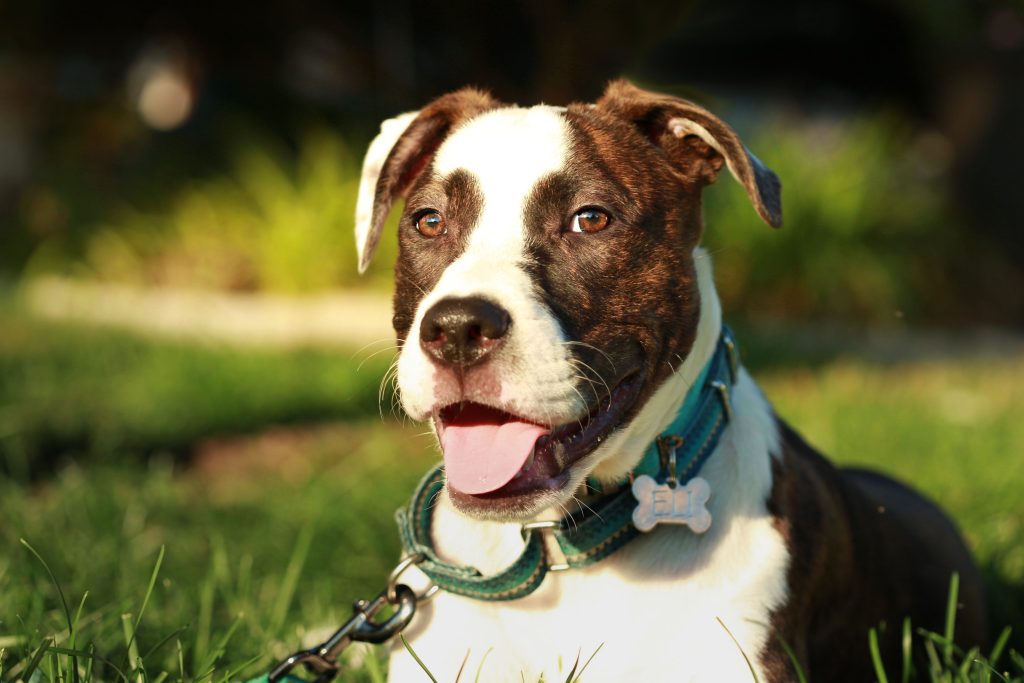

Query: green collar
[395,328,740,601]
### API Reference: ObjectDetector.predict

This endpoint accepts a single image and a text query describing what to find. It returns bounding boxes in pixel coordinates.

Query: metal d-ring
[657,434,684,488]
[520,521,570,572]
[387,553,438,604]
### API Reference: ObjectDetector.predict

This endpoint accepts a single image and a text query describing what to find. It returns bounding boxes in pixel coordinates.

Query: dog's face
[356,81,781,521]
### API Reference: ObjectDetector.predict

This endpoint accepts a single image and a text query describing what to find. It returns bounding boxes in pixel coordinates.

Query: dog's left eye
[570,208,611,234]
[415,211,447,237]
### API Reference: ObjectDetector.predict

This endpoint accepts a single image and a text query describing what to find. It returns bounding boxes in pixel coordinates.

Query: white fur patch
[396,106,585,427]
[389,254,789,682]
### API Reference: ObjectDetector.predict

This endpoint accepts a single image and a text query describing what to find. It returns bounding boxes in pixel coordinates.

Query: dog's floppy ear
[354,88,501,273]
[596,79,782,228]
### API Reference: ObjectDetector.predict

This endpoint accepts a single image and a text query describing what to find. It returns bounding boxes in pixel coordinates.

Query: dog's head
[355,80,781,521]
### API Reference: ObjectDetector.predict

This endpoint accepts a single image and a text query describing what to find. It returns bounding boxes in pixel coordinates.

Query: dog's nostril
[419,297,511,368]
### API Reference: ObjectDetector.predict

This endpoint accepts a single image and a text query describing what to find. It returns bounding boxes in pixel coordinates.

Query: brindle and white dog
[354,81,987,682]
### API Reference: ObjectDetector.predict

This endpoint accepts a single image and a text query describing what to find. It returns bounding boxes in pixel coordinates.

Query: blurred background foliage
[1,0,1023,323]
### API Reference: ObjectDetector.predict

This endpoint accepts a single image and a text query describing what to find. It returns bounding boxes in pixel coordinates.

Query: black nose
[419,297,511,368]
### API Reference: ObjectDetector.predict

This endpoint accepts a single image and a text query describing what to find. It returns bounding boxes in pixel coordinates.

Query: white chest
[387,372,789,682]
[388,511,788,682]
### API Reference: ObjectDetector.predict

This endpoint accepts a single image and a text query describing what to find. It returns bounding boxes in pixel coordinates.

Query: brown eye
[415,211,446,237]
[571,208,611,233]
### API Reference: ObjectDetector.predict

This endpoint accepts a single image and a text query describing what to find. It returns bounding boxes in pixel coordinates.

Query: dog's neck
[588,248,723,484]
[429,250,750,574]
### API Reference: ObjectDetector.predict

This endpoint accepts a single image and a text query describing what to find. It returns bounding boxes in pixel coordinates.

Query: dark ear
[354,88,502,272]
[596,79,782,227]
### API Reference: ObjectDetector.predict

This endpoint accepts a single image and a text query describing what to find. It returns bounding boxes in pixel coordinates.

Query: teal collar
[396,327,740,601]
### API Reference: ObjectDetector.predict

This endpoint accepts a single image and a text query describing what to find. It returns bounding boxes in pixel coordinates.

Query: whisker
[571,493,604,523]
[349,336,397,361]
[561,340,617,373]
[378,360,400,421]
[569,357,611,398]
[356,345,400,372]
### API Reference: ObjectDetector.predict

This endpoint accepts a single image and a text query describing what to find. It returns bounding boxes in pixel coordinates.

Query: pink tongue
[441,407,549,495]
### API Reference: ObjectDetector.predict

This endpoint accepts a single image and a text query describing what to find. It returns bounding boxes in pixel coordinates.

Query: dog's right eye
[415,211,447,238]
[570,208,611,234]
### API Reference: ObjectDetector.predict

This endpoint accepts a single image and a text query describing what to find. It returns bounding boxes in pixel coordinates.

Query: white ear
[354,111,419,274]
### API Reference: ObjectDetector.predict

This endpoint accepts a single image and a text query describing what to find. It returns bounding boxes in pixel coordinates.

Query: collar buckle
[723,329,740,382]
[711,380,733,422]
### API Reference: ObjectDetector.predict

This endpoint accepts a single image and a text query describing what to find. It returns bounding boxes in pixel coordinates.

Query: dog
[353,80,987,682]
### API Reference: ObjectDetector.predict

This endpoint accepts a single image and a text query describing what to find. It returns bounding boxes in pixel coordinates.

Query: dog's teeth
[552,443,568,470]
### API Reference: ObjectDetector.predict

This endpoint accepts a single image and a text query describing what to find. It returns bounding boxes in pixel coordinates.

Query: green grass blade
[900,618,911,683]
[570,643,603,683]
[473,647,494,683]
[400,634,439,683]
[454,650,470,683]
[135,545,165,633]
[717,617,760,683]
[122,613,143,683]
[365,643,387,683]
[958,647,979,677]
[192,568,215,673]
[970,658,1010,683]
[269,524,314,634]
[20,539,73,633]
[194,614,243,680]
[562,650,581,683]
[46,646,131,682]
[943,572,960,667]
[140,627,187,663]
[84,645,95,682]
[216,652,262,682]
[773,633,808,683]
[921,634,942,677]
[869,627,889,683]
[988,627,1012,666]
[20,637,54,683]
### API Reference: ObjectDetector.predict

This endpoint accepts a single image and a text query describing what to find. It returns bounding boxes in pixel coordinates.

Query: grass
[0,302,396,478]
[0,420,437,682]
[0,312,1022,680]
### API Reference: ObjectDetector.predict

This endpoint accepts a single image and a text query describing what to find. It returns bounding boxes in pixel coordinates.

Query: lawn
[1,310,1023,681]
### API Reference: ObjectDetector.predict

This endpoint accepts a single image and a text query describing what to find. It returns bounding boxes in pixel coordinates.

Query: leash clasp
[267,555,431,682]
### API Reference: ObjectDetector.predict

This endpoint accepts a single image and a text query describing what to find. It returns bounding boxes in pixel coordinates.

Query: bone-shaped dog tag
[631,475,712,533]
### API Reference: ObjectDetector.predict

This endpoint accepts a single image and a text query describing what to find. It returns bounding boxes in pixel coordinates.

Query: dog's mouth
[435,372,642,518]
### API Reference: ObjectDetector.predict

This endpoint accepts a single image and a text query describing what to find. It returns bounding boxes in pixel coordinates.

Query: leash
[259,329,739,681]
